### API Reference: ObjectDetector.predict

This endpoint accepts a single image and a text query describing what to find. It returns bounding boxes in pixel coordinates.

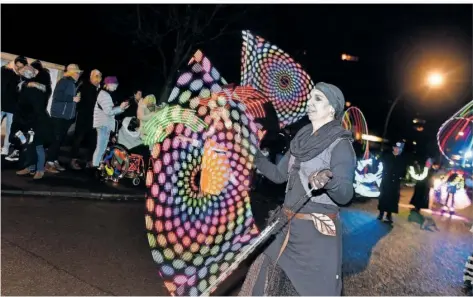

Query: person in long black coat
[377,141,407,223]
[409,158,436,212]
[13,62,51,180]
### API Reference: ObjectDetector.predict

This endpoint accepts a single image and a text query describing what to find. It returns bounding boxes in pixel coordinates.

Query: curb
[1,190,145,201]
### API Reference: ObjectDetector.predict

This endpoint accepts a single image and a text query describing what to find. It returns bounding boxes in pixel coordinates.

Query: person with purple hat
[377,141,407,223]
[92,76,129,169]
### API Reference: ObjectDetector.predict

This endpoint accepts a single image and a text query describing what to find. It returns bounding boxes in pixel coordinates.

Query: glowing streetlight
[426,72,444,87]
[382,71,446,151]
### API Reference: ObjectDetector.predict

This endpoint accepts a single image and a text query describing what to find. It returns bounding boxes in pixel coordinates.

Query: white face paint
[306,89,334,124]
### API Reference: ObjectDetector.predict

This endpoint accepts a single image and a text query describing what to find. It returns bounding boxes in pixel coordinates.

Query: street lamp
[427,72,444,87]
[381,72,445,151]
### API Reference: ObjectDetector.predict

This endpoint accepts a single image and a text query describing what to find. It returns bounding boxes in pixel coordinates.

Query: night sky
[2,3,472,160]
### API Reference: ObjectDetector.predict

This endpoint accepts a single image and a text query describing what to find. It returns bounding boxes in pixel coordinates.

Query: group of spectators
[1,55,159,180]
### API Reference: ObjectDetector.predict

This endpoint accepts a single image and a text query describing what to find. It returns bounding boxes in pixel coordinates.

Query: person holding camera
[91,76,129,169]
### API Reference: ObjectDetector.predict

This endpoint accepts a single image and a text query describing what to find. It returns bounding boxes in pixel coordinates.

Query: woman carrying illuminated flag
[239,82,356,296]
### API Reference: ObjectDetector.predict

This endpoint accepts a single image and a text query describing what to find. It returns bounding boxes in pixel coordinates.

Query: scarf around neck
[290,120,353,162]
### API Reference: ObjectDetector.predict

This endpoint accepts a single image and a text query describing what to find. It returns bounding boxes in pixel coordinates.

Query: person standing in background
[377,141,407,223]
[70,69,102,170]
[45,64,83,173]
[14,62,51,180]
[2,55,27,161]
[91,76,129,169]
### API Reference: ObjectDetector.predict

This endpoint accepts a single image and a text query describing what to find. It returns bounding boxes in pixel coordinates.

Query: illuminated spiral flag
[168,50,228,106]
[241,30,315,128]
[144,92,261,296]
[437,100,473,167]
[218,85,279,142]
[437,117,473,167]
[342,107,370,159]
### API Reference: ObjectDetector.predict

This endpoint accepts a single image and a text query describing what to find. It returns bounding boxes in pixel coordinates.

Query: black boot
[385,212,393,223]
[377,211,384,220]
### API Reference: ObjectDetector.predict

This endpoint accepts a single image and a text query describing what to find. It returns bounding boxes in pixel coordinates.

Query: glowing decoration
[143,105,208,146]
[430,169,471,210]
[408,166,429,181]
[144,91,261,296]
[218,85,279,142]
[353,157,383,198]
[240,30,314,128]
[168,50,228,105]
[342,107,370,159]
[437,117,473,167]
[200,139,231,195]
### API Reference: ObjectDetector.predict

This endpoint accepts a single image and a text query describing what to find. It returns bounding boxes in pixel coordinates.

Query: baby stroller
[99,118,147,186]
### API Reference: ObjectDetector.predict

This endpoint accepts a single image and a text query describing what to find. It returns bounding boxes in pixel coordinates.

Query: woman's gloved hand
[309,169,333,190]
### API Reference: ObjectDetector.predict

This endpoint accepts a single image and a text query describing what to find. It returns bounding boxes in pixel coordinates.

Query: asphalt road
[2,193,472,296]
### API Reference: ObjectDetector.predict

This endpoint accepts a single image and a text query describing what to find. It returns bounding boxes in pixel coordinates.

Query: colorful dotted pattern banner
[240,30,315,128]
[144,52,261,296]
[168,50,228,106]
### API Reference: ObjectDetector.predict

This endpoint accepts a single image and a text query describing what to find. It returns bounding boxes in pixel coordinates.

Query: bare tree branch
[103,4,252,100]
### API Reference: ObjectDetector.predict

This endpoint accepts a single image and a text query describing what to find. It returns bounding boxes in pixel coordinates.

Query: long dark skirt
[239,253,299,296]
[239,206,342,296]
[378,181,401,213]
[410,180,429,209]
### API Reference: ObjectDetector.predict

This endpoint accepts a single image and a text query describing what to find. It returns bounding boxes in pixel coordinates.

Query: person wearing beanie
[92,76,129,169]
[1,55,28,159]
[377,141,407,223]
[70,69,102,170]
[46,63,83,173]
[239,82,356,296]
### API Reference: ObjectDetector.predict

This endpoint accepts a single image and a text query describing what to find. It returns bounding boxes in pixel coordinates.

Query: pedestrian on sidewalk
[13,61,51,180]
[92,76,129,169]
[239,82,356,296]
[70,69,102,170]
[377,141,407,223]
[1,55,27,160]
[45,64,83,173]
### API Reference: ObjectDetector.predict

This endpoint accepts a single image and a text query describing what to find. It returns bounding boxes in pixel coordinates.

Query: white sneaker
[5,150,20,161]
[1,147,9,155]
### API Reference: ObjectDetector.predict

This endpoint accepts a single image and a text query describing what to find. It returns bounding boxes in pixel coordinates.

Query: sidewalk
[1,150,144,200]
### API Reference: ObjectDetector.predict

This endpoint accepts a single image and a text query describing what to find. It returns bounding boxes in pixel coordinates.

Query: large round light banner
[144,94,260,296]
[437,117,473,167]
[240,30,314,128]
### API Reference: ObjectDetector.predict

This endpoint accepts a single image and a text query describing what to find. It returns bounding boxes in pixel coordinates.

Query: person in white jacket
[92,76,129,168]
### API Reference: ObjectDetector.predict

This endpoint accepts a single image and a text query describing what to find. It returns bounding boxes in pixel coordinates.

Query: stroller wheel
[132,177,141,186]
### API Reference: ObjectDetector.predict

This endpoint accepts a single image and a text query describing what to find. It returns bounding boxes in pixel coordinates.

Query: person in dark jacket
[1,55,27,159]
[45,64,83,173]
[377,141,407,223]
[409,158,434,212]
[12,62,51,179]
[70,69,102,170]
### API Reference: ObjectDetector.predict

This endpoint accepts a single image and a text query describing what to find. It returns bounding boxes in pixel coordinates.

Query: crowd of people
[1,55,159,180]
